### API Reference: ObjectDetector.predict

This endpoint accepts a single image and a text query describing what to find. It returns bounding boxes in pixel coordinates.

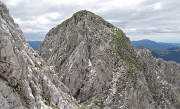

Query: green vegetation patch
[34,64,38,68]
[109,28,141,86]
[109,28,140,67]
[109,28,136,63]
[112,28,124,40]
[72,10,89,18]
[173,90,180,101]
[44,99,49,106]
[81,99,104,109]
[53,45,61,54]
[34,53,38,58]
[78,107,86,109]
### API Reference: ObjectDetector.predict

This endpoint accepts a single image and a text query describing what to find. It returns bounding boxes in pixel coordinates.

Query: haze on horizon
[1,0,180,43]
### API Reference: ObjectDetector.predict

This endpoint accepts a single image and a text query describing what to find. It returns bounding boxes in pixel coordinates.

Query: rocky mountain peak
[0,2,9,14]
[39,10,115,60]
[1,2,180,108]
[39,10,180,109]
[39,9,138,104]
[70,10,98,20]
[66,10,114,28]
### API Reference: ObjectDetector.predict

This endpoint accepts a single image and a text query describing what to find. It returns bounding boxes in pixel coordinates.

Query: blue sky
[1,0,180,42]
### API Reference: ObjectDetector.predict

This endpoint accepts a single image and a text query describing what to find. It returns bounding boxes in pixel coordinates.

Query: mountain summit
[39,10,180,108]
[38,10,138,104]
[1,2,180,108]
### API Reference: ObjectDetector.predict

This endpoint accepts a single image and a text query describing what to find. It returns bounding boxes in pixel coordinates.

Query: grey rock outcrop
[1,1,180,108]
[0,2,78,109]
[39,10,180,109]
[137,49,180,109]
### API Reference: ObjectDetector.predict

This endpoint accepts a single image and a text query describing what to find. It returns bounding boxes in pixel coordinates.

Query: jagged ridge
[0,2,79,109]
[39,9,180,109]
[1,2,180,108]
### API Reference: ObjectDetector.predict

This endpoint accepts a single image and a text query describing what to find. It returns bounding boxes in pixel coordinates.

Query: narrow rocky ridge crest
[39,9,180,109]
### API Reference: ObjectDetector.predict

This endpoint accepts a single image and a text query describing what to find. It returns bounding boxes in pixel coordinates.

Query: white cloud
[128,33,180,43]
[154,2,162,10]
[1,0,180,42]
[5,0,24,6]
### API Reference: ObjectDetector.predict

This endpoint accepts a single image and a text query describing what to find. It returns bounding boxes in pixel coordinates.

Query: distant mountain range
[132,39,180,50]
[151,47,180,63]
[27,41,41,50]
[132,39,180,63]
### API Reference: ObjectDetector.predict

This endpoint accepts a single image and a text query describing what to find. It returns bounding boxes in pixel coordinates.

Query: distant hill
[152,47,180,63]
[167,46,180,51]
[131,39,180,63]
[132,39,179,50]
[27,41,41,50]
[135,46,152,51]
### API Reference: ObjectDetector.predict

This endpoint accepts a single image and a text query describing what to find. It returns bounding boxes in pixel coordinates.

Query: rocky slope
[0,2,79,109]
[137,49,180,109]
[39,10,180,109]
[1,1,180,109]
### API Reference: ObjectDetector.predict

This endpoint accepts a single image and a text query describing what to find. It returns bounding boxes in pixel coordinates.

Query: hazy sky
[1,0,180,42]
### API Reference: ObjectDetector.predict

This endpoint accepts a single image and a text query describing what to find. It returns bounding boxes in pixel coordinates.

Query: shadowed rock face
[0,2,78,109]
[39,10,180,109]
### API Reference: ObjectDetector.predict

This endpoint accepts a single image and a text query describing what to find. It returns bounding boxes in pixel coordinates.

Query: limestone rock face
[137,49,180,109]
[1,1,180,108]
[0,2,78,109]
[39,10,180,109]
